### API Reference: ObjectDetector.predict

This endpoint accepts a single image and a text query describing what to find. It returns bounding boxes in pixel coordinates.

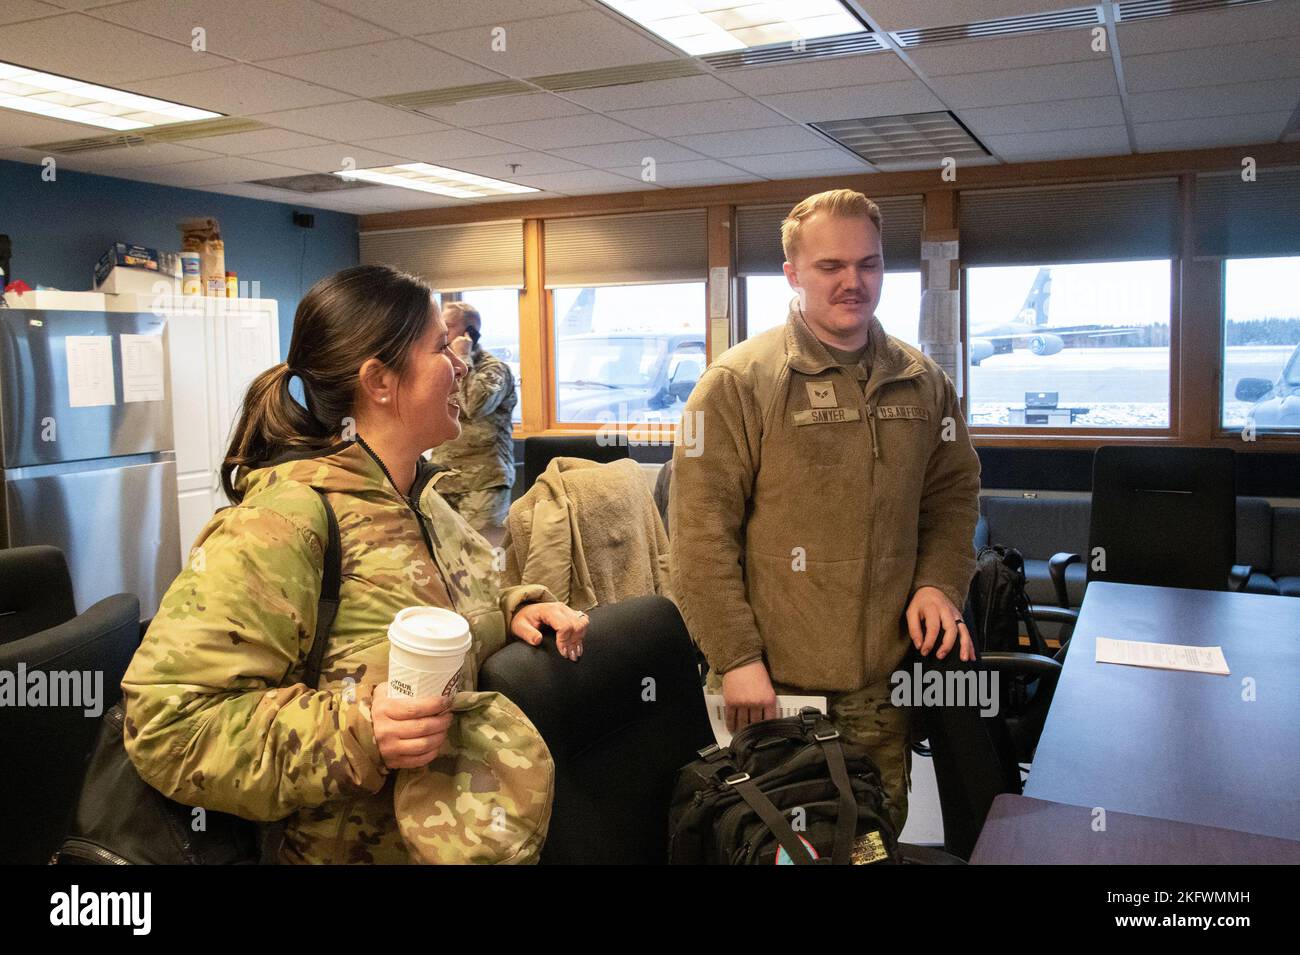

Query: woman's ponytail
[221,362,333,502]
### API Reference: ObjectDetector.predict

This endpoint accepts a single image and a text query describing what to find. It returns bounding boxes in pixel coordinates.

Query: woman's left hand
[510,602,589,662]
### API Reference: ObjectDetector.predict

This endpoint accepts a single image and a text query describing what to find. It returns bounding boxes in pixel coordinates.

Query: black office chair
[1047,446,1248,634]
[914,646,1062,860]
[521,434,631,492]
[478,595,713,864]
[0,545,78,644]
[0,592,140,864]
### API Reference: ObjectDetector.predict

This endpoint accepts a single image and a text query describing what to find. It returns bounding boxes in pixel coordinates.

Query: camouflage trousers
[441,487,511,533]
[706,671,912,836]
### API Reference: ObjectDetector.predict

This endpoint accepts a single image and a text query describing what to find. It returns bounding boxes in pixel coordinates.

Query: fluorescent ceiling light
[600,0,866,55]
[334,163,540,199]
[0,61,220,130]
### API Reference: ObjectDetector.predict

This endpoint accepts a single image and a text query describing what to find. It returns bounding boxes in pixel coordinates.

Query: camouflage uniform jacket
[121,438,553,864]
[426,347,516,493]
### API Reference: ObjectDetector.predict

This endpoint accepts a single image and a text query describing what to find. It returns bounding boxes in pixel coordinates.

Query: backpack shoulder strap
[303,489,341,690]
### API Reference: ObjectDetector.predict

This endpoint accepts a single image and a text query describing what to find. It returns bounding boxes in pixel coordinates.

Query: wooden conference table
[979,581,1300,861]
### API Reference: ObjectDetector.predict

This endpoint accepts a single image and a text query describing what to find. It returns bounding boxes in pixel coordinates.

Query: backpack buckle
[697,743,722,760]
[722,772,750,787]
[814,729,840,742]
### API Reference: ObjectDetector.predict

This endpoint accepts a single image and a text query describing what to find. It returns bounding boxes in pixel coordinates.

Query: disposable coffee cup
[387,607,472,701]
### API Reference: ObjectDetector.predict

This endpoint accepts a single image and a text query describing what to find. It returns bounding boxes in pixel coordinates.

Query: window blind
[360,220,524,291]
[543,209,707,288]
[1194,167,1300,257]
[736,194,924,274]
[960,179,1180,265]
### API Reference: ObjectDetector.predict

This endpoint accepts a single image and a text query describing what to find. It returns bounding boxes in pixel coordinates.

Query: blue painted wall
[0,159,358,357]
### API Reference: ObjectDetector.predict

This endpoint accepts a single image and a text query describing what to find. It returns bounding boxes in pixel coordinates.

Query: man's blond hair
[780,189,882,262]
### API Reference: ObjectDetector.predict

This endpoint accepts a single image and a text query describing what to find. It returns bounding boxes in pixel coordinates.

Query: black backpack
[967,544,1049,656]
[668,708,901,865]
[54,490,341,865]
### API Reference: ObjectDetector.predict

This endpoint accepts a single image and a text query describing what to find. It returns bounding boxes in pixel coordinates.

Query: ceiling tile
[608,97,787,137]
[316,0,587,35]
[0,1,64,25]
[1128,79,1300,124]
[957,95,1126,135]
[1134,111,1292,152]
[192,181,312,205]
[259,38,503,98]
[127,155,308,186]
[65,142,223,170]
[759,80,944,122]
[908,28,1102,76]
[417,9,676,76]
[246,142,409,172]
[0,108,116,146]
[447,150,587,176]
[350,186,475,209]
[249,101,449,140]
[550,138,701,167]
[419,93,589,126]
[1123,36,1300,94]
[507,168,657,194]
[981,125,1131,161]
[129,65,352,114]
[93,0,396,61]
[719,53,912,96]
[563,74,738,111]
[353,128,519,160]
[606,158,758,186]
[188,128,333,156]
[1117,2,1300,56]
[725,149,871,177]
[0,12,230,84]
[672,125,830,158]
[928,60,1119,108]
[476,114,648,149]
[864,0,1060,31]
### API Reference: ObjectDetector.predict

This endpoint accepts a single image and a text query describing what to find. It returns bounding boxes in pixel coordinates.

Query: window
[743,272,923,344]
[965,261,1171,428]
[447,289,521,426]
[1222,256,1300,433]
[553,283,706,425]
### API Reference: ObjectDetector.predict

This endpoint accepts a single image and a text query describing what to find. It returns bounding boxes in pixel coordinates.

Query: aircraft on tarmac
[968,267,1142,365]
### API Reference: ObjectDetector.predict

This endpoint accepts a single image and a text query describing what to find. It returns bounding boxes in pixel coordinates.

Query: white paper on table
[65,335,116,408]
[1095,637,1230,675]
[120,333,165,403]
[705,693,829,747]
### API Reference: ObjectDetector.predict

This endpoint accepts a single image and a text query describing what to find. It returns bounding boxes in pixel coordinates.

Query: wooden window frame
[359,142,1300,453]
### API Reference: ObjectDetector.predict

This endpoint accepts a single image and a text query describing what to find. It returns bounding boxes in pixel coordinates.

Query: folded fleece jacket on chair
[501,457,673,610]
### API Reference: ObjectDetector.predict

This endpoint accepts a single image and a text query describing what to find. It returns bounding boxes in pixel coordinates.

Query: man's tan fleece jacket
[668,303,981,693]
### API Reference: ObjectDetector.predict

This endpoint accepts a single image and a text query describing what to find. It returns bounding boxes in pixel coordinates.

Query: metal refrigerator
[0,308,180,620]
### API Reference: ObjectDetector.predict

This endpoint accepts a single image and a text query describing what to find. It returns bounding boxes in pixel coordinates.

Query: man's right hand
[721,660,777,733]
[371,682,454,770]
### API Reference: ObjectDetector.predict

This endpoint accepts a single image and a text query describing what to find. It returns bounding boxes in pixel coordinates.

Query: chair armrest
[1026,604,1079,626]
[1229,564,1252,593]
[978,650,1063,682]
[1048,552,1082,608]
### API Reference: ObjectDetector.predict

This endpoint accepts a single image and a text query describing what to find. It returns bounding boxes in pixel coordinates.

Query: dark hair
[221,264,435,502]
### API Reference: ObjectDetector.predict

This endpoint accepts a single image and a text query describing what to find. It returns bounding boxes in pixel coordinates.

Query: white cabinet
[163,297,280,558]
